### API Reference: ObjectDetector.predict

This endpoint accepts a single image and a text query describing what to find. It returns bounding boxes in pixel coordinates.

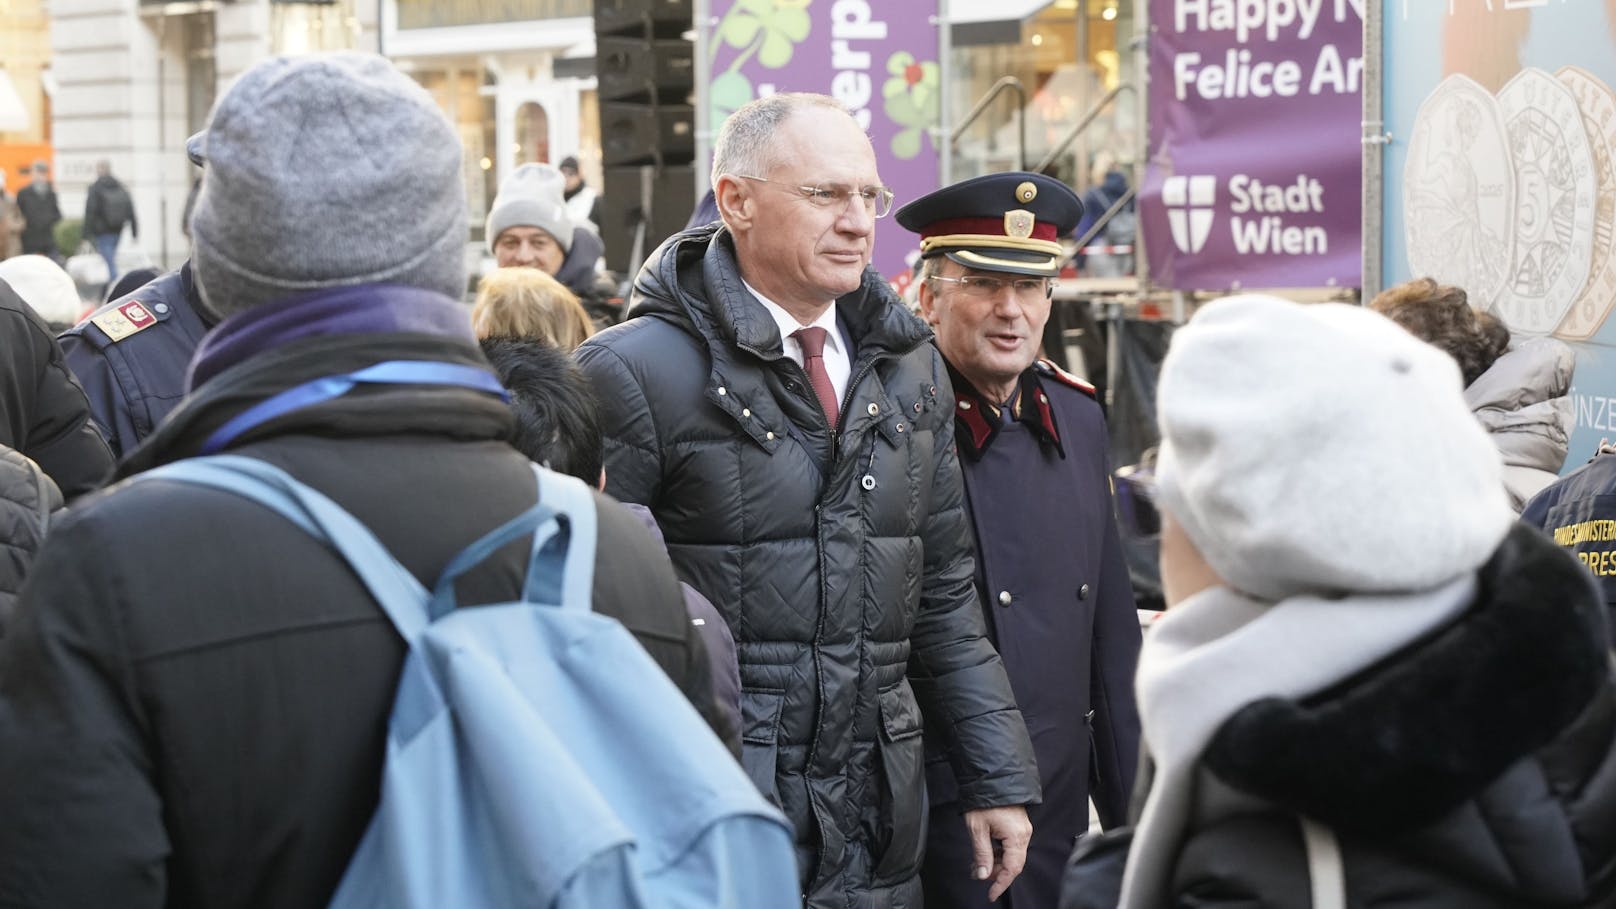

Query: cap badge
[1005,209,1036,239]
[1015,181,1038,203]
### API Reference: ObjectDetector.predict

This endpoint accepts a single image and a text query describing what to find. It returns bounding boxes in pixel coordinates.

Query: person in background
[83,160,138,284]
[0,168,23,261]
[0,276,112,500]
[1063,294,1616,909]
[479,334,742,742]
[0,53,722,905]
[1371,276,1573,511]
[558,155,602,233]
[59,133,216,459]
[16,162,61,261]
[900,171,1142,909]
[486,163,620,328]
[577,91,1040,907]
[0,254,86,331]
[1074,152,1135,279]
[471,267,594,351]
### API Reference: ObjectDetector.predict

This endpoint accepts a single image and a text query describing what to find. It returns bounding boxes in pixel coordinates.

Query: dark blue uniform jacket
[923,359,1143,909]
[58,264,213,458]
[1521,451,1616,646]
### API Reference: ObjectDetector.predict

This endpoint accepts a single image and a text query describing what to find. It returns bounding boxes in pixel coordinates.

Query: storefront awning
[947,0,1053,45]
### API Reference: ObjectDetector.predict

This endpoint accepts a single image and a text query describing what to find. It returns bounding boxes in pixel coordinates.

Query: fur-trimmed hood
[1204,524,1610,835]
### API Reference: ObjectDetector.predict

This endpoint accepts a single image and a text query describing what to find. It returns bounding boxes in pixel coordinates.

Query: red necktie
[792,326,840,427]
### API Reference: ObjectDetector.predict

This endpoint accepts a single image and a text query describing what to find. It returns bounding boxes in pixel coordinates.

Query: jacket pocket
[872,678,928,883]
[739,688,786,806]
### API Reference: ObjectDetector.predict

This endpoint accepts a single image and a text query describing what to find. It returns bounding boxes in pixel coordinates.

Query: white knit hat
[485,164,573,254]
[1156,295,1515,601]
[0,255,82,328]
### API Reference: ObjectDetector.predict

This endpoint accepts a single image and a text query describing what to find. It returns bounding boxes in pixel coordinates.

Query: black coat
[0,324,727,907]
[577,224,1040,908]
[59,265,213,458]
[15,181,59,256]
[1063,525,1616,908]
[84,174,137,239]
[0,281,113,497]
[0,445,60,631]
[923,361,1141,909]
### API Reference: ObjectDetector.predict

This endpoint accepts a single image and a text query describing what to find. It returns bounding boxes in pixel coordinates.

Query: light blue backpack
[144,455,799,909]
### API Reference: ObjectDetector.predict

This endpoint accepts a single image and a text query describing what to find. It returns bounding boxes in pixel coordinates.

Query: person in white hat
[1064,294,1616,908]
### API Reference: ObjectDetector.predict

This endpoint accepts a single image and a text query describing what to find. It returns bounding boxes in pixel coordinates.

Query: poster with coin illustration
[1403,75,1515,313]
[1381,1,1616,472]
[1555,66,1616,341]
[1494,68,1596,336]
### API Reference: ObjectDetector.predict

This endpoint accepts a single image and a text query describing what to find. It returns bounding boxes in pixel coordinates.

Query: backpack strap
[199,361,508,455]
[427,466,597,619]
[138,455,431,643]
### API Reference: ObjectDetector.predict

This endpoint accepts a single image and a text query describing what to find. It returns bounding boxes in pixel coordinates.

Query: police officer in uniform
[897,172,1142,908]
[59,134,216,458]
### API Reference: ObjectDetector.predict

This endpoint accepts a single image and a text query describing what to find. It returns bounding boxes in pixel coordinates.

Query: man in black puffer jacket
[0,53,725,907]
[578,93,1040,908]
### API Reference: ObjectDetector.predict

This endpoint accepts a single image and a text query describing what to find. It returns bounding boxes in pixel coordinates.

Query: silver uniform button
[717,386,727,396]
[867,402,880,416]
[742,408,751,418]
[154,303,170,315]
[998,590,1013,607]
[861,475,876,491]
[895,422,905,433]
[1078,584,1090,600]
[766,431,775,441]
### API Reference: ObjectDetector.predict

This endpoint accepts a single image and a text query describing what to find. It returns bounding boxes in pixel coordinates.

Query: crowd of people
[0,50,1610,908]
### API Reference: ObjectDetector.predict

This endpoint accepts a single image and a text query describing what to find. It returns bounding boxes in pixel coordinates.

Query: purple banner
[705,0,941,279]
[1143,0,1363,290]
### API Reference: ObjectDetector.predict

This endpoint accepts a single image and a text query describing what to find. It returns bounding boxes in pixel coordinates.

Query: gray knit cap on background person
[484,164,574,254]
[1117,294,1519,909]
[188,53,467,318]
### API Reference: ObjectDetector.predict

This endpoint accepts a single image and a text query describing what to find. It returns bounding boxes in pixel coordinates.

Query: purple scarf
[187,284,475,392]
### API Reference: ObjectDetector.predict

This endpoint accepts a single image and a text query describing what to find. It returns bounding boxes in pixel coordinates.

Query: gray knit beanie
[190,53,467,318]
[485,164,574,254]
[1156,295,1515,602]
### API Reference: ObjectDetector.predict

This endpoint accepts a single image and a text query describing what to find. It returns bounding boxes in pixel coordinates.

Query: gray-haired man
[577,92,1040,907]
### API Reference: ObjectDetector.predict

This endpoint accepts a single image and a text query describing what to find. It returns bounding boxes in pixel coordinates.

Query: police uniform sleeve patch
[1035,358,1097,398]
[90,300,159,342]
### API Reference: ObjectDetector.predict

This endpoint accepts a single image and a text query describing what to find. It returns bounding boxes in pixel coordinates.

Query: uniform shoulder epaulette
[86,298,165,344]
[1035,358,1097,398]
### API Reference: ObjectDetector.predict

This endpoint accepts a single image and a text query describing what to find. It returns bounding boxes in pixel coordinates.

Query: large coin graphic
[1404,75,1516,312]
[1496,67,1597,335]
[1554,66,1616,341]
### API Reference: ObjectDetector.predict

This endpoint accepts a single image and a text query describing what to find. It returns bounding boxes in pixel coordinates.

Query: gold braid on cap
[919,234,1063,256]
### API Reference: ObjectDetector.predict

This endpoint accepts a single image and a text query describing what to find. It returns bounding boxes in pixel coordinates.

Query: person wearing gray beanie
[483,162,623,329]
[0,51,736,908]
[1063,295,1616,909]
[486,163,575,264]
[189,53,467,317]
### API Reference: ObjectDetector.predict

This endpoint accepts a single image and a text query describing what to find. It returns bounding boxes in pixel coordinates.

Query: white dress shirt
[742,280,851,407]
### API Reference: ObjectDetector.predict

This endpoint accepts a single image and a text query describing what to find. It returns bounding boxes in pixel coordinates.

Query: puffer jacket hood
[1464,337,1574,510]
[579,223,1039,908]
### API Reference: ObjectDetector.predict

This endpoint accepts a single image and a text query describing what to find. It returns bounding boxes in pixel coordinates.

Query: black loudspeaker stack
[594,0,698,276]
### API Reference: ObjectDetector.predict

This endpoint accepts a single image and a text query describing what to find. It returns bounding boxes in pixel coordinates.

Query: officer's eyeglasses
[1113,464,1161,539]
[734,175,895,219]
[928,274,1055,301]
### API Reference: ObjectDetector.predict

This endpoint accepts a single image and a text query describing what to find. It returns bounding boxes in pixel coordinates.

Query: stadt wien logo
[1162,174,1217,255]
